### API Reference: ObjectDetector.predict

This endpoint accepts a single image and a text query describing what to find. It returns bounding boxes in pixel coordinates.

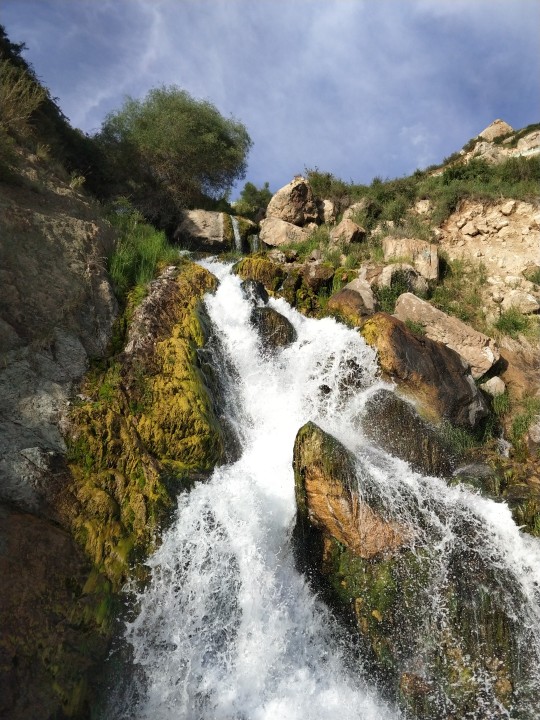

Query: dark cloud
[3,0,539,194]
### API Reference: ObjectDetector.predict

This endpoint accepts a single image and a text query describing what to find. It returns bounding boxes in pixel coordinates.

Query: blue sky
[3,0,540,197]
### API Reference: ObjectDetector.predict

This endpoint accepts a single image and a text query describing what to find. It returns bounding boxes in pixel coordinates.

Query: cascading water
[231,216,242,252]
[104,260,540,719]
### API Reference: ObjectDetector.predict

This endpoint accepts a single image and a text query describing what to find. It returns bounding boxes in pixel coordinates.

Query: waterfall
[103,260,540,719]
[231,216,242,251]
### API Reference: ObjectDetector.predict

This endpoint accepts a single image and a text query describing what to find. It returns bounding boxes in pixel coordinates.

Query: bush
[375,270,411,313]
[0,57,46,136]
[493,308,532,338]
[97,86,252,227]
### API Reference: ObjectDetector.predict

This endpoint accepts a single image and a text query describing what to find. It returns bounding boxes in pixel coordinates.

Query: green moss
[67,261,224,591]
[233,254,285,293]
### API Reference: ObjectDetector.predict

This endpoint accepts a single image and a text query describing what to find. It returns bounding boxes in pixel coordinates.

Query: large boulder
[394,293,499,379]
[382,237,439,281]
[265,176,319,226]
[300,261,335,294]
[361,313,489,429]
[293,422,410,561]
[174,210,232,252]
[327,278,376,326]
[259,216,311,247]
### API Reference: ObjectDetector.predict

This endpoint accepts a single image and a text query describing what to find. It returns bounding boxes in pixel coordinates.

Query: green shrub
[493,308,531,338]
[0,57,46,136]
[375,270,411,313]
[404,319,426,336]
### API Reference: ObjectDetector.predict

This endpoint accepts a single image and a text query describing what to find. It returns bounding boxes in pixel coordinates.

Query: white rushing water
[107,260,540,719]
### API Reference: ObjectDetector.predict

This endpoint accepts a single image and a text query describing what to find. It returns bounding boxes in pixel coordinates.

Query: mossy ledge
[66,260,224,593]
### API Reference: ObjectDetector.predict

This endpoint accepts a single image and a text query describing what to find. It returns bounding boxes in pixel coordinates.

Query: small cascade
[102,260,540,719]
[231,215,242,251]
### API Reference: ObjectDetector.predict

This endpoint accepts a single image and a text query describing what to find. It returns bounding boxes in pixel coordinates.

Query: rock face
[440,200,540,313]
[382,237,439,280]
[265,176,319,226]
[259,216,310,247]
[394,293,499,379]
[174,210,231,251]
[0,156,119,718]
[361,313,489,429]
[293,422,530,719]
[293,422,409,561]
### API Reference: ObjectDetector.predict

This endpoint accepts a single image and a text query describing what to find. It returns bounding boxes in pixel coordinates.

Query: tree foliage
[234,181,272,218]
[97,86,252,228]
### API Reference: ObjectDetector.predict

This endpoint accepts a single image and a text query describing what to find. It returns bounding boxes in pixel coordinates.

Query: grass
[375,270,412,313]
[429,257,487,330]
[107,199,179,303]
[493,308,535,339]
[404,319,426,336]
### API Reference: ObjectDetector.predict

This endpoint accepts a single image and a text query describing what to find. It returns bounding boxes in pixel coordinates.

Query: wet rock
[394,293,500,379]
[241,279,269,305]
[361,313,489,429]
[362,389,458,477]
[250,307,297,349]
[293,422,410,561]
[233,255,286,293]
[265,176,319,226]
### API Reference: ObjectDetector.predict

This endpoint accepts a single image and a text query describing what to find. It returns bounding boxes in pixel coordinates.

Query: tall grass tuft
[107,199,178,302]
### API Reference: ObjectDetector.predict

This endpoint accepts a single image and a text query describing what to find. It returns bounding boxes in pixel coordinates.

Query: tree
[97,86,252,228]
[234,181,272,219]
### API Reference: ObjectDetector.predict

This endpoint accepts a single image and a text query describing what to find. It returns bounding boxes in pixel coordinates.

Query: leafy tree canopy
[234,180,272,218]
[98,86,252,228]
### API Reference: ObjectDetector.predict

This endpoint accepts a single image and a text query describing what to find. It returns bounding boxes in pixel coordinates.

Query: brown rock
[265,176,319,226]
[174,209,231,251]
[250,307,297,349]
[293,422,409,559]
[301,262,335,293]
[394,293,499,379]
[259,216,310,247]
[361,313,489,429]
[327,288,371,326]
[329,218,366,246]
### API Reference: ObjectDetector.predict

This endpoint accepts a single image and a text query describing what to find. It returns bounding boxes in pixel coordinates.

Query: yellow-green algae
[67,261,224,592]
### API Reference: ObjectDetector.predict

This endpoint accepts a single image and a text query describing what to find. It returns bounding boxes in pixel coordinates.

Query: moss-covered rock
[233,254,285,293]
[292,421,535,719]
[67,261,224,591]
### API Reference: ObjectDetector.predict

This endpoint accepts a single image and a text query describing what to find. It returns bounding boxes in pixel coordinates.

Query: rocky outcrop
[0,155,119,718]
[382,237,439,281]
[361,313,489,429]
[394,293,499,379]
[265,176,319,226]
[293,422,530,719]
[478,119,514,142]
[251,307,297,349]
[259,216,311,247]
